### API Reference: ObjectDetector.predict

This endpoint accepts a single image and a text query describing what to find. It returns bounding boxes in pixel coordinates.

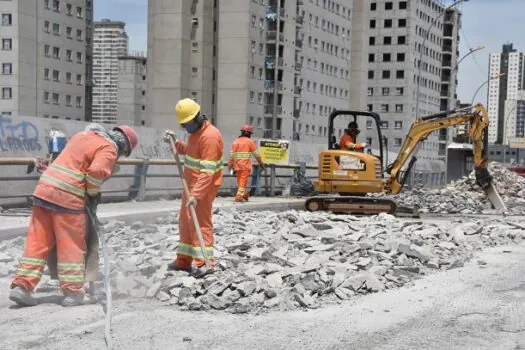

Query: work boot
[9,286,37,307]
[62,293,85,307]
[234,197,245,203]
[167,264,192,273]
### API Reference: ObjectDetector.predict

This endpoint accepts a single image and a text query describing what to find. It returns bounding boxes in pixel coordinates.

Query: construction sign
[258,139,290,165]
[509,137,525,149]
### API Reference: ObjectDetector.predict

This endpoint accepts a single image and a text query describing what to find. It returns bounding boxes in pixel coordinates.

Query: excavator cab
[314,110,388,196]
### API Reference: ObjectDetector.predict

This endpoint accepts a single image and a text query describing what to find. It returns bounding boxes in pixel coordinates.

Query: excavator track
[305,196,399,216]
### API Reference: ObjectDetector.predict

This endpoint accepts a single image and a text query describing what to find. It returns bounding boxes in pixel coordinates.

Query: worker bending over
[228,124,265,202]
[339,122,367,151]
[9,125,138,307]
[165,98,223,274]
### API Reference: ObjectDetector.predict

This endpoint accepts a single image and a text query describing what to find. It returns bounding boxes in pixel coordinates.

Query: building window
[66,49,72,62]
[52,93,59,104]
[45,0,50,9]
[249,91,255,103]
[44,68,50,80]
[398,19,407,27]
[399,1,407,9]
[52,46,60,59]
[53,23,60,35]
[367,104,373,112]
[384,19,392,28]
[368,87,374,96]
[1,87,11,99]
[66,3,72,15]
[76,74,82,85]
[2,63,12,75]
[383,53,391,62]
[397,53,405,62]
[394,138,402,147]
[66,72,72,84]
[66,26,72,38]
[368,54,375,62]
[76,52,82,63]
[76,96,82,108]
[44,91,49,103]
[2,13,12,26]
[52,70,59,82]
[383,36,392,45]
[382,70,390,79]
[395,104,403,113]
[2,39,12,51]
[76,6,83,18]
[382,87,389,96]
[381,121,389,129]
[65,95,72,106]
[385,2,393,10]
[395,121,403,129]
[370,2,377,11]
[53,0,60,12]
[368,70,374,79]
[370,20,376,28]
[396,70,405,79]
[76,29,83,41]
[381,104,389,113]
[398,36,406,45]
[369,37,375,45]
[366,121,373,129]
[251,15,256,27]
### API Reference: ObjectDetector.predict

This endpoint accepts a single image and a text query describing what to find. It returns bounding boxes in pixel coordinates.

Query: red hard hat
[241,124,253,133]
[113,125,138,156]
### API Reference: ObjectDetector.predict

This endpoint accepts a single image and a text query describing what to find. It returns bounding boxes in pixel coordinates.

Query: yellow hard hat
[175,98,201,124]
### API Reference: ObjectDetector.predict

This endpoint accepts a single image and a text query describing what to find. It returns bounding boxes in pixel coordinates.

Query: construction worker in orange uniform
[9,125,138,307]
[339,121,367,151]
[165,98,223,275]
[228,124,265,202]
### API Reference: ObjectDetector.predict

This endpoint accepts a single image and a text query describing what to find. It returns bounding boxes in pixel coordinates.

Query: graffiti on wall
[140,140,172,158]
[0,115,42,152]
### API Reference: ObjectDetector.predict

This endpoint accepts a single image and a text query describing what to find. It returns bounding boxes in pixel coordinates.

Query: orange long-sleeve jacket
[33,131,118,210]
[176,121,224,200]
[228,136,263,172]
[339,134,364,150]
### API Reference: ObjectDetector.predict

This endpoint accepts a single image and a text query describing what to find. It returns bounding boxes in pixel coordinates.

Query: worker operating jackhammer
[228,124,265,202]
[9,124,138,307]
[165,98,224,275]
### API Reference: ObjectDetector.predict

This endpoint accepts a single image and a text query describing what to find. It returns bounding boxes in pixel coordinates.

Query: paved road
[0,244,524,350]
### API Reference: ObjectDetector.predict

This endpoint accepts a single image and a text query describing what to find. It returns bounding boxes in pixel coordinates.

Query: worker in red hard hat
[9,124,138,307]
[228,124,265,202]
[339,121,367,151]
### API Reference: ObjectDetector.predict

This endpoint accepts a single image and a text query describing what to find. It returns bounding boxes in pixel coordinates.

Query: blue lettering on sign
[0,115,42,152]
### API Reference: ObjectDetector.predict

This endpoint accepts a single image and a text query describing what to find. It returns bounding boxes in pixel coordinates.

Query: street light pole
[470,73,506,106]
[414,0,469,118]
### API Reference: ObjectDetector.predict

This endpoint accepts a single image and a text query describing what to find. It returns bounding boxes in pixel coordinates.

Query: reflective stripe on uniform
[16,268,43,278]
[19,257,46,266]
[57,262,85,283]
[86,174,104,187]
[230,151,252,160]
[184,155,223,174]
[48,164,85,181]
[177,242,214,260]
[40,173,86,198]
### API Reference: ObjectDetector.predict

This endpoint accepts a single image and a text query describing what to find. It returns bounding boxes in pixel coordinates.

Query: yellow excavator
[305,103,506,215]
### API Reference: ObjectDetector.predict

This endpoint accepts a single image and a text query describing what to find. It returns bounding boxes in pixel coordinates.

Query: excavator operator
[339,121,367,151]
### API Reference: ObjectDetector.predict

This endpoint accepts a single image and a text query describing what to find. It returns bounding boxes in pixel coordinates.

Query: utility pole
[271,0,281,140]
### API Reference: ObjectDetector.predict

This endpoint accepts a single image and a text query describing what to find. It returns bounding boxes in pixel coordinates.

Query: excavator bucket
[475,167,507,211]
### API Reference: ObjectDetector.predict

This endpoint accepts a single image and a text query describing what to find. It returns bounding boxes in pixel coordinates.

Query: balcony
[266,30,284,42]
[265,55,283,69]
[266,7,285,20]
[264,80,283,92]
[442,60,452,68]
[296,16,304,26]
[295,39,303,50]
[264,105,283,115]
[295,62,302,71]
[443,45,452,53]
[294,86,301,96]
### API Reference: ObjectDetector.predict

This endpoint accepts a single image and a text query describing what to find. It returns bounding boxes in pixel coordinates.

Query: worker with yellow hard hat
[164,98,224,274]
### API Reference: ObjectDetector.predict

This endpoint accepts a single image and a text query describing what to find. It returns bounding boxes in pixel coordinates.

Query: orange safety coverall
[173,121,224,269]
[339,134,364,151]
[11,131,118,295]
[228,136,263,201]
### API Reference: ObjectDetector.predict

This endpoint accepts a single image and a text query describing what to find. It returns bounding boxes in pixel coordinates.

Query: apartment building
[487,43,525,144]
[146,0,355,142]
[117,54,147,126]
[92,19,128,124]
[359,0,460,160]
[0,0,93,120]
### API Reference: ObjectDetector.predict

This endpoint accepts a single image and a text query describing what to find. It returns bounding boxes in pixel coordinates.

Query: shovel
[165,135,213,273]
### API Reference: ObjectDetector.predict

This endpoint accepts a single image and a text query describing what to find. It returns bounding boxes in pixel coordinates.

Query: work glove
[354,143,367,150]
[186,196,198,208]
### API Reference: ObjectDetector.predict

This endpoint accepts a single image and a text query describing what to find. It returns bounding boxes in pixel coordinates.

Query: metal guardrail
[0,157,318,201]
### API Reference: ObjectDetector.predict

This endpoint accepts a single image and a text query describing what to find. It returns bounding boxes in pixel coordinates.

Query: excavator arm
[384,103,506,210]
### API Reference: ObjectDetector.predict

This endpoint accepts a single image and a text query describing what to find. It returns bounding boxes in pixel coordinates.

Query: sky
[94,0,525,105]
